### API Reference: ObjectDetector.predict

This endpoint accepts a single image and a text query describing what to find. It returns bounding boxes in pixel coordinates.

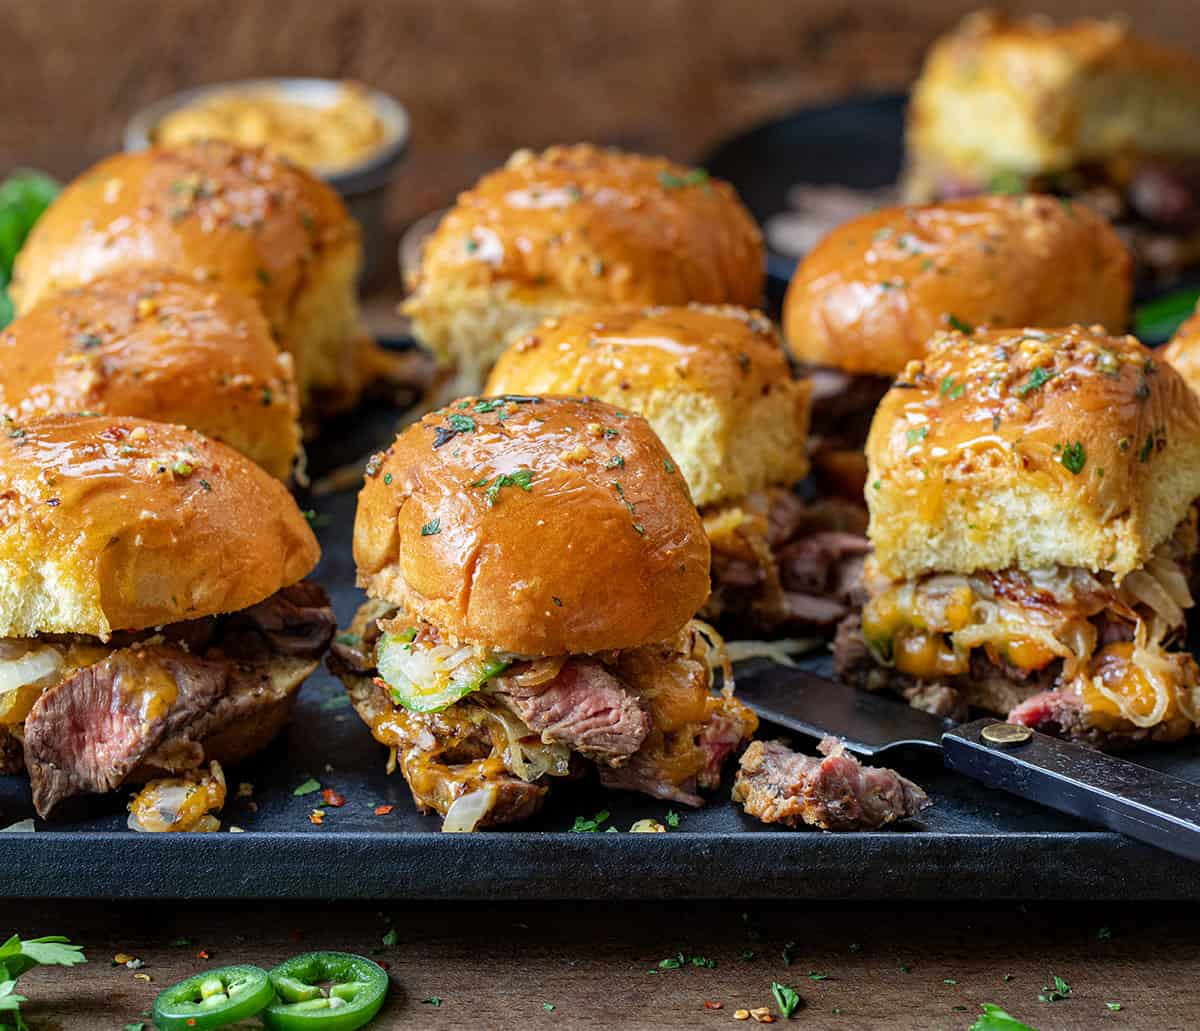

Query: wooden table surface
[6,898,1198,1029]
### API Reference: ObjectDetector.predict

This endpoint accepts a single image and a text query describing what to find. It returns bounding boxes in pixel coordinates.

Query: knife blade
[735,660,1200,863]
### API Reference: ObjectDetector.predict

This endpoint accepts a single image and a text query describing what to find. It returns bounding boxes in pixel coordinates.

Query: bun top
[784,195,1132,377]
[407,144,764,309]
[11,141,358,335]
[866,325,1200,580]
[0,269,300,479]
[485,304,810,506]
[354,395,710,656]
[1163,308,1200,397]
[0,415,319,639]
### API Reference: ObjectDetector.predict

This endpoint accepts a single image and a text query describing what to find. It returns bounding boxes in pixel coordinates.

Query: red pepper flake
[322,789,346,808]
[704,1001,724,1010]
[197,949,211,961]
[374,805,394,816]
[309,810,325,825]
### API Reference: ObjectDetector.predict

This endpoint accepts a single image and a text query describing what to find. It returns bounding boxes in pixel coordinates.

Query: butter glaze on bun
[354,396,710,655]
[403,144,765,389]
[485,304,810,507]
[784,195,1132,377]
[0,415,320,640]
[866,325,1200,580]
[11,140,375,413]
[0,270,300,479]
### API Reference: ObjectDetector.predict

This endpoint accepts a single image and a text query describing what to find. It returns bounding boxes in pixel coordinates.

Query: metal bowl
[123,78,410,282]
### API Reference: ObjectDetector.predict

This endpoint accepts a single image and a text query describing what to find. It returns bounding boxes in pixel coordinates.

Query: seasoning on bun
[0,415,335,817]
[0,269,300,479]
[403,144,764,393]
[836,325,1200,749]
[486,304,868,638]
[330,395,757,830]
[11,140,382,415]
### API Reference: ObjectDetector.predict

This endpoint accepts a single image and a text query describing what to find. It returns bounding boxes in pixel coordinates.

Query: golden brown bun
[402,144,765,390]
[784,195,1132,377]
[867,325,1200,580]
[11,140,376,413]
[354,395,710,655]
[0,415,320,639]
[0,270,300,479]
[1163,308,1200,397]
[905,11,1200,199]
[485,304,810,507]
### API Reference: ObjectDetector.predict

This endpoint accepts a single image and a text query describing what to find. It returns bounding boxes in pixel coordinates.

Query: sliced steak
[24,646,229,817]
[1006,692,1162,752]
[225,582,336,660]
[598,755,705,808]
[802,367,893,444]
[490,660,649,764]
[733,738,931,831]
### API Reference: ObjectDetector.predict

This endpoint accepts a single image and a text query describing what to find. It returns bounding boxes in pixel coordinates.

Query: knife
[735,660,1200,863]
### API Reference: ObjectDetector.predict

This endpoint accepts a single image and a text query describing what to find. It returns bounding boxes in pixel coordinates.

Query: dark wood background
[3,0,1198,228]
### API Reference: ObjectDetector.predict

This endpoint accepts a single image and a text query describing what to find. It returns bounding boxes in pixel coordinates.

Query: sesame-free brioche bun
[10,140,377,414]
[1163,307,1200,397]
[403,144,764,390]
[0,270,300,479]
[485,304,810,507]
[904,11,1200,202]
[866,325,1200,581]
[784,195,1132,377]
[354,396,710,655]
[0,415,320,640]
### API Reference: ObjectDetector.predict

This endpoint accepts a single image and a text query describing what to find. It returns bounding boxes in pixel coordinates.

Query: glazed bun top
[485,304,810,507]
[866,325,1200,581]
[0,415,320,640]
[784,195,1132,377]
[10,140,357,337]
[354,395,710,656]
[0,269,300,479]
[1163,307,1200,398]
[407,144,764,310]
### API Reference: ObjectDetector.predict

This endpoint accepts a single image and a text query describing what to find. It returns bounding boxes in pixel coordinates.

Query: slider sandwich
[403,144,765,394]
[11,140,386,415]
[1163,303,1200,398]
[0,268,300,479]
[330,395,758,830]
[0,415,334,818]
[837,325,1200,748]
[486,304,867,638]
[905,11,1200,279]
[783,194,1131,496]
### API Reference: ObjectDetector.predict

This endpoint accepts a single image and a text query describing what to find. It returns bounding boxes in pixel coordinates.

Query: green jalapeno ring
[151,963,274,1030]
[262,951,389,1030]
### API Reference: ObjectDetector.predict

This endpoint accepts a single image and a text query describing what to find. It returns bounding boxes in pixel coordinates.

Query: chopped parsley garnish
[171,460,193,478]
[1039,974,1071,1003]
[1106,1002,1122,1011]
[77,332,103,350]
[606,456,625,469]
[255,266,272,286]
[199,478,212,492]
[967,1003,1037,1030]
[939,375,965,400]
[781,941,797,967]
[447,413,477,433]
[292,778,321,796]
[906,426,928,445]
[382,928,398,946]
[808,972,830,981]
[1060,442,1086,475]
[551,596,562,607]
[1139,433,1155,463]
[771,982,801,1019]
[1015,366,1057,397]
[665,810,680,828]
[658,168,709,190]
[570,809,610,833]
[944,313,974,334]
[483,468,534,505]
[543,1002,556,1012]
[422,996,443,1007]
[421,518,441,536]
[943,978,958,985]
[664,459,675,473]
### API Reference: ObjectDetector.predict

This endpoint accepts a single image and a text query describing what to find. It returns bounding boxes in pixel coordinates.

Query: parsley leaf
[771,982,802,1019]
[382,927,398,947]
[483,468,534,506]
[940,375,964,399]
[420,518,441,536]
[422,996,443,1007]
[1106,1002,1122,1011]
[292,778,321,796]
[1060,442,1086,475]
[570,809,610,833]
[665,810,680,829]
[945,313,974,334]
[906,425,928,445]
[968,1003,1038,1030]
[1015,366,1057,398]
[447,413,477,434]
[1039,974,1071,1003]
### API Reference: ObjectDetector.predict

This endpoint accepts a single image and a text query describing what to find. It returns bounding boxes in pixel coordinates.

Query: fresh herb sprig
[0,934,86,1030]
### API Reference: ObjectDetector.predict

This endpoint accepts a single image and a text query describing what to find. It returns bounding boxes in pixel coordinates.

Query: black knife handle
[943,719,1200,862]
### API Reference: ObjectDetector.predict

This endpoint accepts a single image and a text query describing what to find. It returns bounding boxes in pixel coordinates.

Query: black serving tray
[3,384,1200,901]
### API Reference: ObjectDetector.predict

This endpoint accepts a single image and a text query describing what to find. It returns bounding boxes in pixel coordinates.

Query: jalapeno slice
[151,963,274,1030]
[262,951,389,1030]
